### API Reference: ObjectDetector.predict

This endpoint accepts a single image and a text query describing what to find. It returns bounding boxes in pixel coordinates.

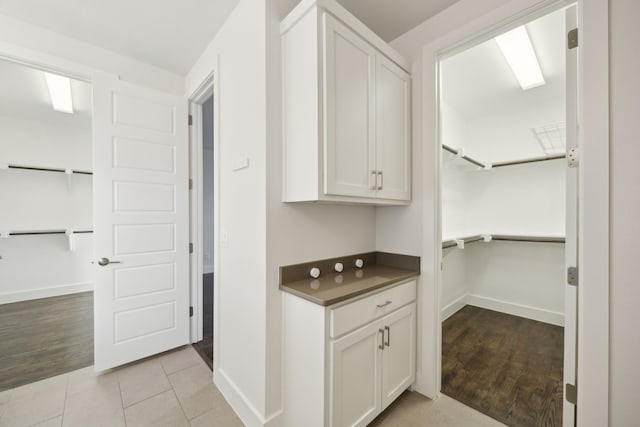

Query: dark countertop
[279,265,419,306]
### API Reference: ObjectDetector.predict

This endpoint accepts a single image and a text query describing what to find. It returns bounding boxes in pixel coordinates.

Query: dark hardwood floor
[442,305,564,427]
[192,273,213,370]
[0,292,94,391]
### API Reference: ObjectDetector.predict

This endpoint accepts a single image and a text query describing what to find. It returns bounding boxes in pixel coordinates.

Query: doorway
[438,5,573,427]
[0,58,94,390]
[192,94,214,369]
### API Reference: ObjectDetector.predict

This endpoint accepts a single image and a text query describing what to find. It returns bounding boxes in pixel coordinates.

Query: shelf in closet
[442,145,566,169]
[6,229,93,236]
[1,229,93,252]
[442,234,565,249]
[2,163,93,175]
[442,144,486,168]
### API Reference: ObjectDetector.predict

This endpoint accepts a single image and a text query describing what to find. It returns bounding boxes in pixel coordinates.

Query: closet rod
[491,154,566,168]
[491,235,565,243]
[8,230,94,236]
[442,234,565,248]
[441,145,486,168]
[6,165,93,175]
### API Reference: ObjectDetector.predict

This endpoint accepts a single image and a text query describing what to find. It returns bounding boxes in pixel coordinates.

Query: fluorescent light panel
[44,72,74,113]
[495,26,545,90]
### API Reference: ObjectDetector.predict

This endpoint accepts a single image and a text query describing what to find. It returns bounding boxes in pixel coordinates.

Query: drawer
[329,280,416,339]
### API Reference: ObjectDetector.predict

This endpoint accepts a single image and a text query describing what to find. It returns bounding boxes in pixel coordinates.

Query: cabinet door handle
[384,325,390,347]
[376,300,392,308]
[377,171,383,190]
[371,170,377,189]
[378,329,385,350]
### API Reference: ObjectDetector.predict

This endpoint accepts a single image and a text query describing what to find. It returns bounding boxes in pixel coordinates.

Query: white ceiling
[441,8,566,118]
[0,58,92,126]
[0,0,460,76]
[336,0,460,42]
[0,0,240,75]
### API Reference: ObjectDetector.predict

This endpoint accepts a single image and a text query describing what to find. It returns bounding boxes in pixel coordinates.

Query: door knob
[98,257,121,266]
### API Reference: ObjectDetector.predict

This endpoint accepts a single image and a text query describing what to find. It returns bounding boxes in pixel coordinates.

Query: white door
[381,303,416,409]
[323,12,377,198]
[375,53,411,201]
[564,5,578,426]
[330,321,382,427]
[93,74,189,371]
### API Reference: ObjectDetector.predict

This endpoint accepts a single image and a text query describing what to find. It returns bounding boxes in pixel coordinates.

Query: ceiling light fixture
[495,26,545,90]
[44,72,74,113]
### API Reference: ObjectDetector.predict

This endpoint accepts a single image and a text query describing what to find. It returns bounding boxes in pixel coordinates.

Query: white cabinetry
[283,279,417,427]
[281,1,411,205]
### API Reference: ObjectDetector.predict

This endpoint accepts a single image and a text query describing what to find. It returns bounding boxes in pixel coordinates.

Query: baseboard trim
[441,294,467,321]
[465,294,564,326]
[214,367,281,426]
[0,282,94,304]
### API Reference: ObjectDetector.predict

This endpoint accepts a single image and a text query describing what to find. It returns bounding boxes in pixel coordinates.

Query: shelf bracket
[65,229,76,251]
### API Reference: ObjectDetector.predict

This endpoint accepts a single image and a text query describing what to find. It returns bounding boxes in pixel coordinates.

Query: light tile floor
[0,345,505,427]
[0,346,242,427]
[371,391,507,427]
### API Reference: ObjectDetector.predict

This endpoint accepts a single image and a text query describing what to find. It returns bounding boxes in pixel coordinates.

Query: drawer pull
[384,326,390,347]
[376,300,392,308]
[378,329,385,350]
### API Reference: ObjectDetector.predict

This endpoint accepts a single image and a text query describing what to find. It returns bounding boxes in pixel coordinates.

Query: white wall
[186,0,271,423]
[464,97,565,163]
[466,160,565,236]
[0,109,93,303]
[441,247,467,316]
[202,96,214,274]
[609,0,640,424]
[186,0,377,423]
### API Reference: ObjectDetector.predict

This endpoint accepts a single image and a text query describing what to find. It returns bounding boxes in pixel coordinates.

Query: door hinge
[188,114,193,126]
[568,266,578,287]
[567,147,579,168]
[568,28,579,49]
[189,178,193,190]
[566,383,577,405]
[189,242,194,254]
[189,306,194,317]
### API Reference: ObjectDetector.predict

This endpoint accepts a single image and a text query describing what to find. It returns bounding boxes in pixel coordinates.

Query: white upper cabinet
[281,1,411,205]
[376,54,411,201]
[323,14,377,199]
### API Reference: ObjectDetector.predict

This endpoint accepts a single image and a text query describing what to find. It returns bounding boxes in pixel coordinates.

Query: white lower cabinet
[283,280,417,427]
[330,303,416,427]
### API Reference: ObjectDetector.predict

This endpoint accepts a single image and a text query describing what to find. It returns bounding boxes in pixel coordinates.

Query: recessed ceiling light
[495,26,545,90]
[44,72,74,114]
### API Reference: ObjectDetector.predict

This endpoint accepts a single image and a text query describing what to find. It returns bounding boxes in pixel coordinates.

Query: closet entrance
[1,54,192,389]
[191,94,214,370]
[438,5,575,427]
[0,59,94,390]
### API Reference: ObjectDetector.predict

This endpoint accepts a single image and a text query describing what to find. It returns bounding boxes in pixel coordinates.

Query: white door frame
[188,74,214,344]
[420,0,609,425]
[187,63,221,380]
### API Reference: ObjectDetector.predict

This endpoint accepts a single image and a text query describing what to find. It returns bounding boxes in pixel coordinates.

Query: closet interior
[0,59,94,390]
[440,7,567,427]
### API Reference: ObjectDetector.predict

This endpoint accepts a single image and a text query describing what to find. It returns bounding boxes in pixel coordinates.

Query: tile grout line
[159,357,192,423]
[116,369,128,427]
[60,374,70,427]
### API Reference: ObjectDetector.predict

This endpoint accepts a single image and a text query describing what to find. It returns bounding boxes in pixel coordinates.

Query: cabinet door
[330,320,382,427]
[375,53,411,201]
[381,303,416,409]
[323,13,377,198]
